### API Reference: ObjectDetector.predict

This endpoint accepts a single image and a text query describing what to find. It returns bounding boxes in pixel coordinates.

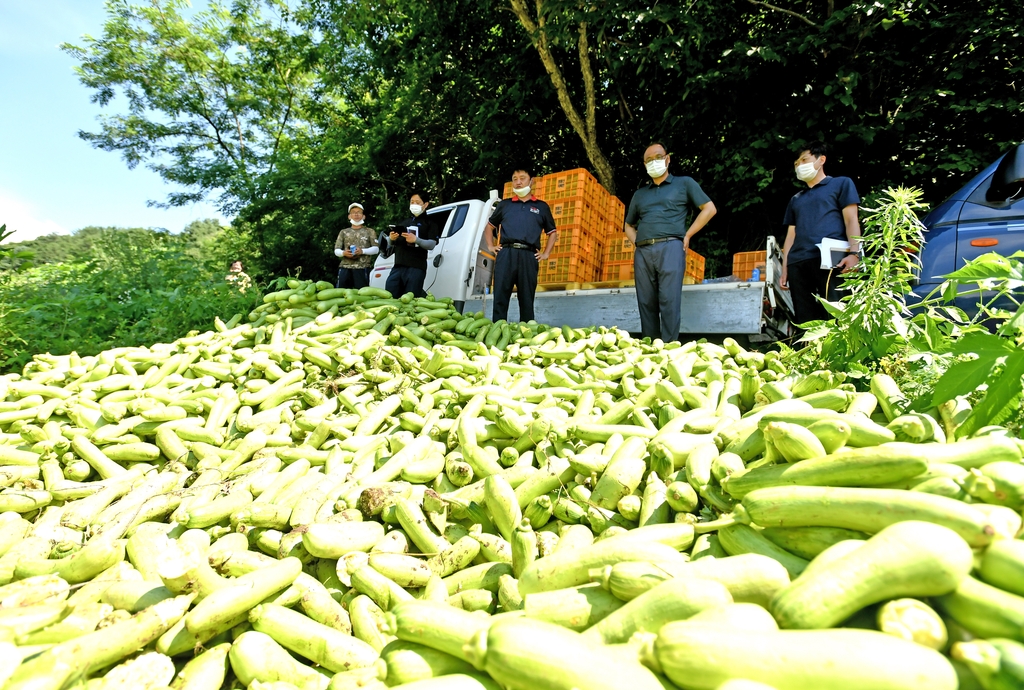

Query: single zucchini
[464,616,664,690]
[646,626,957,690]
[770,521,973,630]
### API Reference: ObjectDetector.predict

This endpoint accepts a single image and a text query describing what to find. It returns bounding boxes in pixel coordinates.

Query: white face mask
[796,161,819,181]
[410,204,423,216]
[350,219,364,227]
[513,185,531,197]
[645,159,668,178]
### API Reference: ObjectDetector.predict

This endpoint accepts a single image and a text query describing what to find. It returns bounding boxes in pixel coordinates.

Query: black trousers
[786,257,844,325]
[492,247,538,322]
[336,266,369,289]
[634,239,685,342]
[386,265,427,299]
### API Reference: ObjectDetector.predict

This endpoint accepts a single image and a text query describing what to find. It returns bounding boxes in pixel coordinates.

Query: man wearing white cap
[334,202,379,288]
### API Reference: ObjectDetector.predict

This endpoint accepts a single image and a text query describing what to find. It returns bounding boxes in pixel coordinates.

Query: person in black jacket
[381,191,441,298]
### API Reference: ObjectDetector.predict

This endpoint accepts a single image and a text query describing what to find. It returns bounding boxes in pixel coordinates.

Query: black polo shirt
[783,176,860,264]
[488,196,556,249]
[625,174,712,243]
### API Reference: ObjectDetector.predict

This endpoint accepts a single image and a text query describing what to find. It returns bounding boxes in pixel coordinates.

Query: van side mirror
[992,143,1024,200]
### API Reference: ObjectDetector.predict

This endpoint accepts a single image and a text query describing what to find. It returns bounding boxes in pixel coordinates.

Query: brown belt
[635,237,682,248]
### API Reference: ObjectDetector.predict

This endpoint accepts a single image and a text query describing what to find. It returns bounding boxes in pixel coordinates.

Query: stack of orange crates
[599,196,632,282]
[500,171,707,286]
[732,250,767,281]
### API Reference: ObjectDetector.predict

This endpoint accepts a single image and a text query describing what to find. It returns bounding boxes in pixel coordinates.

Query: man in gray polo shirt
[624,142,717,342]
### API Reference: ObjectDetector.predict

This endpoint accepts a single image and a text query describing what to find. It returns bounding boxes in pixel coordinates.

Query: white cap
[348,203,364,211]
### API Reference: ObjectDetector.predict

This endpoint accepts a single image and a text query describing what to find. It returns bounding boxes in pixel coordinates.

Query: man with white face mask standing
[333,203,379,289]
[485,167,559,323]
[624,142,717,342]
[381,191,440,298]
[780,141,861,328]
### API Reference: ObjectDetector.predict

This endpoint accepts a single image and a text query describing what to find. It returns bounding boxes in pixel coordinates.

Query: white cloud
[0,190,69,243]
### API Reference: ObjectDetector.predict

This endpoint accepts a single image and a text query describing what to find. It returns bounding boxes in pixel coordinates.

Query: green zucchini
[735,485,1000,547]
[717,524,807,579]
[647,626,957,690]
[979,539,1024,597]
[771,521,972,630]
[464,616,664,690]
[517,538,687,595]
[721,445,928,498]
[759,526,868,561]
[934,575,1024,642]
[581,576,732,644]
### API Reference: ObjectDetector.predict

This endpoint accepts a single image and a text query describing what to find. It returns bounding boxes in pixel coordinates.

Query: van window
[970,173,1023,206]
[444,204,470,237]
[427,208,454,236]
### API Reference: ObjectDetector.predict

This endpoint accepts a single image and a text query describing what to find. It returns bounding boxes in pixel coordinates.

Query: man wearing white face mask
[485,166,558,323]
[780,141,861,328]
[624,141,717,342]
[380,191,440,298]
[333,203,379,289]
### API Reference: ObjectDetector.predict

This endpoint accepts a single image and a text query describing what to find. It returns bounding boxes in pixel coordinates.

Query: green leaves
[0,225,260,373]
[790,186,930,372]
[62,0,316,212]
[790,183,1024,435]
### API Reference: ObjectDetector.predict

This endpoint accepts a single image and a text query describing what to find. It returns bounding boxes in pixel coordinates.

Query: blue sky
[0,0,224,243]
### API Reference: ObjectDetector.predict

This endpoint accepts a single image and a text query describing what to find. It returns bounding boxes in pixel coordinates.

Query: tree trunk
[509,0,616,195]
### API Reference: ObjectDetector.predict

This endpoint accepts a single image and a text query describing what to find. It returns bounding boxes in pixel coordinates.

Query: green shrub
[0,227,260,372]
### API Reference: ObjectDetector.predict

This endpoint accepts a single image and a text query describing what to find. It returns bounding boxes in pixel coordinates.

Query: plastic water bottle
[751,267,761,282]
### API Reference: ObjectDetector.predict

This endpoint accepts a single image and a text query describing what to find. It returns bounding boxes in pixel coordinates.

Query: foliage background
[40,0,1021,282]
[0,222,260,372]
[2,0,1022,369]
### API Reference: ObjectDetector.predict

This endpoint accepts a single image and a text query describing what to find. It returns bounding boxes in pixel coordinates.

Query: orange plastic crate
[605,196,626,226]
[541,169,598,200]
[538,254,600,285]
[601,260,635,282]
[685,250,705,285]
[603,236,634,263]
[732,250,767,281]
[548,222,603,260]
[548,198,599,229]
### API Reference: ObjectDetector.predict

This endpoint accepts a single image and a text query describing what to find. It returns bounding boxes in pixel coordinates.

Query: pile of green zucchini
[1,278,1023,690]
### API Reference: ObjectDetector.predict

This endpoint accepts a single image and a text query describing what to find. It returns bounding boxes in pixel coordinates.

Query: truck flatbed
[371,194,794,340]
[463,279,776,337]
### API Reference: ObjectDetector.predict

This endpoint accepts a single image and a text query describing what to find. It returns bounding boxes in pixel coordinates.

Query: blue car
[916,143,1024,316]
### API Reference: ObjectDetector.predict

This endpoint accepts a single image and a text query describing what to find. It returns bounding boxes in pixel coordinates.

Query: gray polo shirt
[625,174,712,243]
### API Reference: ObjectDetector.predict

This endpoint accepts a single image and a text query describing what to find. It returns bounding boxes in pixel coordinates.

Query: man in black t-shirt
[485,167,559,322]
[780,141,862,327]
[382,191,441,298]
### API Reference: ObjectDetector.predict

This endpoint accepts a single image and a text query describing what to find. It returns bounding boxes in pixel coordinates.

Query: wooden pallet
[581,280,635,290]
[536,282,583,292]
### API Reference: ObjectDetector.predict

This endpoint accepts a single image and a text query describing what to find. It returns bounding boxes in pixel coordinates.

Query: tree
[238,0,581,280]
[508,0,616,193]
[65,0,1022,282]
[62,0,317,212]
